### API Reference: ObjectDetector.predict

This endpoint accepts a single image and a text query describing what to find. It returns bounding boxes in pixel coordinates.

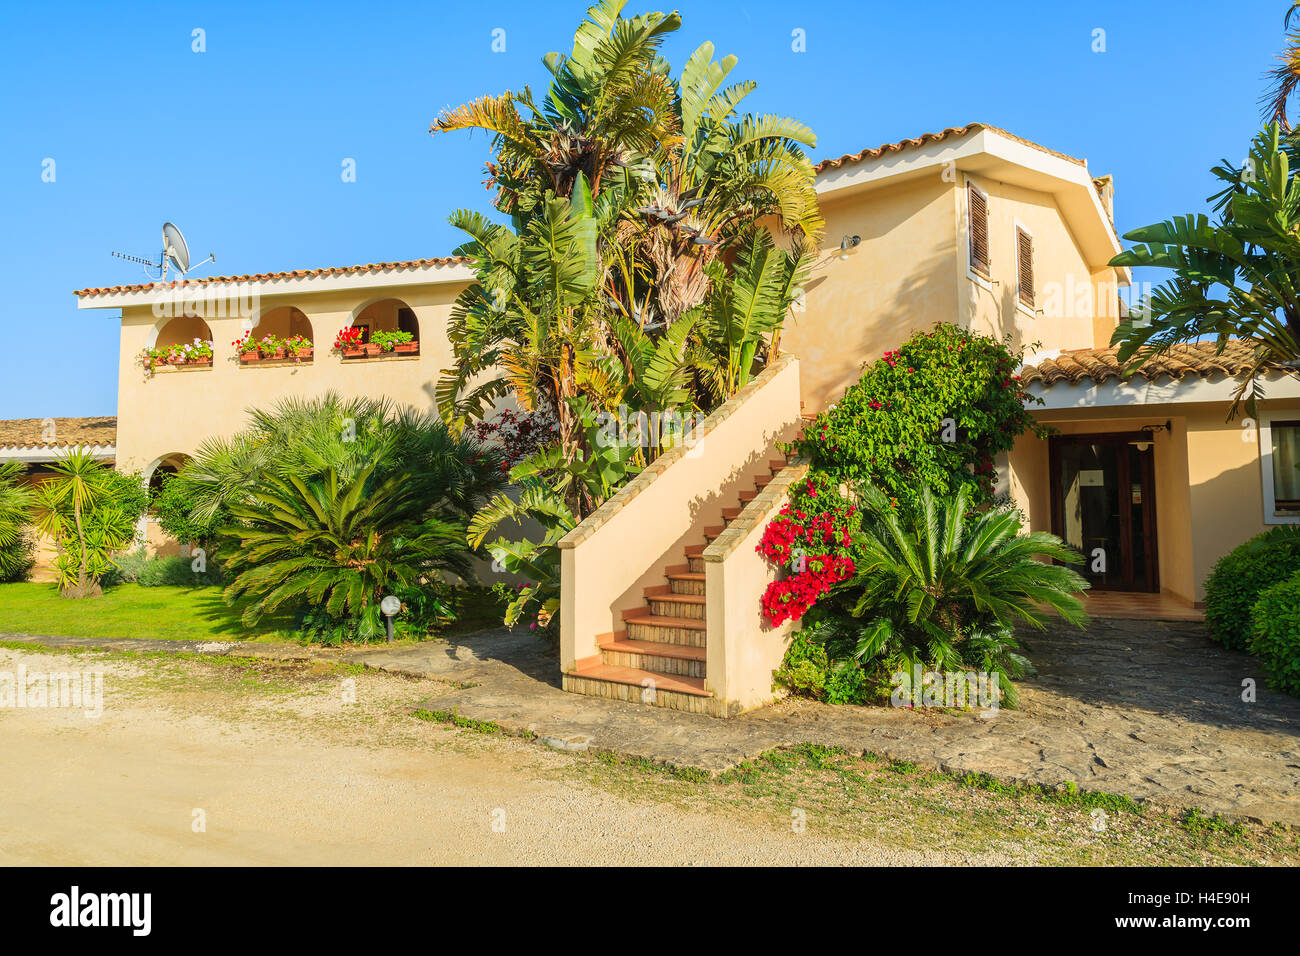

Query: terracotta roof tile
[1020,341,1271,388]
[0,416,117,450]
[74,256,470,298]
[813,123,1087,174]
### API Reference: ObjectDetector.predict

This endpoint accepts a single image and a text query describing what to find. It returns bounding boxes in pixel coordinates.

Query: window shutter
[968,183,990,276]
[1016,226,1034,309]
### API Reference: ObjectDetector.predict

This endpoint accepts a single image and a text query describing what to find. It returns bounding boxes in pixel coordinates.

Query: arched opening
[351,298,419,355]
[141,452,194,557]
[146,452,192,498]
[153,316,214,354]
[247,306,314,361]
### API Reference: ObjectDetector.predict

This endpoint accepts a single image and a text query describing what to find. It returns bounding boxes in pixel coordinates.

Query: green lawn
[0,582,508,644]
[0,583,296,643]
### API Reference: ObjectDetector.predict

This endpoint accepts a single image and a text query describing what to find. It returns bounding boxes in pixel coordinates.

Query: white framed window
[1014,220,1035,316]
[965,179,992,290]
[1260,413,1300,524]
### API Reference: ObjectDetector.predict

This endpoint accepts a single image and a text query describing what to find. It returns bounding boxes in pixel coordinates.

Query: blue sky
[0,0,1284,418]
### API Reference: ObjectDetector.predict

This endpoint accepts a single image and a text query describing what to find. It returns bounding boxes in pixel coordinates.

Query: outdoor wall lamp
[838,235,861,258]
[1130,421,1172,452]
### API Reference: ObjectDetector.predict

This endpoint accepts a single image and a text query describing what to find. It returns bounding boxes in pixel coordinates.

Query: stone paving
[5,615,1299,825]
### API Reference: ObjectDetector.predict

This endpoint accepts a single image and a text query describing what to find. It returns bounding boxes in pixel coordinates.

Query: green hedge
[1203,528,1300,650]
[1249,571,1300,697]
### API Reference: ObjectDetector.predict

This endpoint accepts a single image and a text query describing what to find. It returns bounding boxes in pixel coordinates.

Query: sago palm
[221,461,473,636]
[0,462,35,582]
[813,483,1088,706]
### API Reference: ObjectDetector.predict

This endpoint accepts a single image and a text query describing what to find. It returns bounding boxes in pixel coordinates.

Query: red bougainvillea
[756,476,857,627]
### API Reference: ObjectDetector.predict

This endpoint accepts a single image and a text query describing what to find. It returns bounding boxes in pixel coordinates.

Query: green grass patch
[0,582,297,643]
[0,582,509,646]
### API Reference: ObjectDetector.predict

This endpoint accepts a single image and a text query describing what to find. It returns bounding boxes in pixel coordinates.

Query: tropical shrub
[1109,124,1300,416]
[221,461,475,640]
[151,472,227,548]
[0,462,35,583]
[757,473,857,627]
[468,399,641,631]
[1248,569,1300,696]
[154,394,501,640]
[1203,527,1300,650]
[471,408,560,472]
[790,323,1045,512]
[31,450,148,598]
[103,548,225,587]
[773,630,877,705]
[790,483,1088,708]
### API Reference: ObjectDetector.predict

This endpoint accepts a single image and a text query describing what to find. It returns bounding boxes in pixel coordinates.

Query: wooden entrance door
[1049,433,1159,592]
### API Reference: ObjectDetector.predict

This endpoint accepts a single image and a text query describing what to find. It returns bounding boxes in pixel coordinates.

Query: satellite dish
[162,222,190,274]
[112,221,213,281]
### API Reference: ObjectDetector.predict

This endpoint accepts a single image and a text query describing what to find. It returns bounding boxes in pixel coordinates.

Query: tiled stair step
[646,589,706,619]
[738,489,757,504]
[702,525,724,542]
[721,507,742,521]
[563,664,713,713]
[625,614,707,646]
[769,458,788,472]
[687,556,704,573]
[754,474,772,489]
[600,638,706,678]
[666,571,706,595]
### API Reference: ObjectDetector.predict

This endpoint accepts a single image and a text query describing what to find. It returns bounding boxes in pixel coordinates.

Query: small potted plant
[185,339,214,366]
[165,345,188,366]
[259,334,285,361]
[372,330,417,354]
[285,335,314,362]
[234,332,261,363]
[139,346,168,371]
[333,326,364,358]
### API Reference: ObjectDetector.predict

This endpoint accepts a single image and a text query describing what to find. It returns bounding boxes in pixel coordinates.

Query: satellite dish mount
[112,222,215,281]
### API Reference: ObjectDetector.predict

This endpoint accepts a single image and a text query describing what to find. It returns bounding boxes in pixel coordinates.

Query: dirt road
[0,646,953,866]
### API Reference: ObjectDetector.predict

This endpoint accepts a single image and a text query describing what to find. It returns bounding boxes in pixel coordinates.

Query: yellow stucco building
[42,122,1299,713]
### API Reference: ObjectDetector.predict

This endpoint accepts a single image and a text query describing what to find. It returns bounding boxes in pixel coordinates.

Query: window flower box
[362,343,382,357]
[284,335,314,362]
[372,329,418,355]
[234,332,260,363]
[333,326,365,358]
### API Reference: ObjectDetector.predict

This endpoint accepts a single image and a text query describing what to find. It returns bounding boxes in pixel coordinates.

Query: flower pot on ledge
[240,351,261,364]
[394,342,419,355]
[262,348,287,361]
[340,345,365,359]
[188,357,212,366]
[362,343,382,358]
[167,355,186,366]
[292,348,313,362]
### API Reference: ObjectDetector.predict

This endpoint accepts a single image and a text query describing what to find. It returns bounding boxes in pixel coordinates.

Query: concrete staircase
[561,458,786,713]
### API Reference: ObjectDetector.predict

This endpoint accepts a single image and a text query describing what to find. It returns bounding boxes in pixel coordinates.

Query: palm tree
[690,227,813,402]
[437,176,609,459]
[0,462,35,582]
[1110,124,1300,415]
[1264,3,1300,128]
[616,40,823,328]
[31,449,138,598]
[431,0,680,212]
[812,484,1088,706]
[221,461,474,637]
